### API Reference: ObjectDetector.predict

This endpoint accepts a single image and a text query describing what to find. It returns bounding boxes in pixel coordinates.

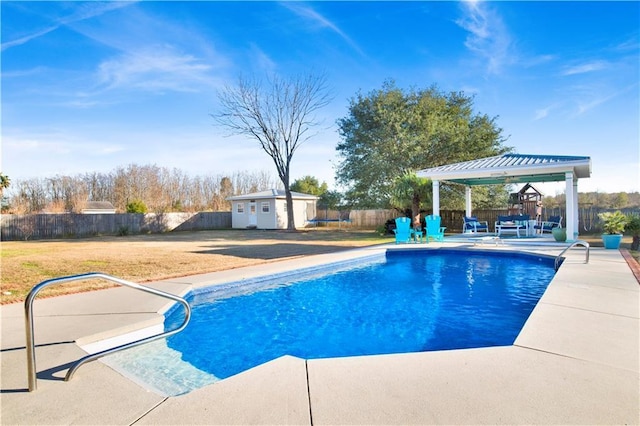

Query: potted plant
[598,211,628,249]
[625,214,640,251]
[551,227,566,242]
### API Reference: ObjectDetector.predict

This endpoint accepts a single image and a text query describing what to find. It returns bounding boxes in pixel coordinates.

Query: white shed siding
[227,189,318,230]
[275,199,287,229]
[257,199,276,229]
[292,200,306,228]
[231,202,249,228]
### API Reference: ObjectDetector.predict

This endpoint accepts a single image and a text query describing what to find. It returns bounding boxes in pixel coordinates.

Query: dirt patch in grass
[1,229,391,304]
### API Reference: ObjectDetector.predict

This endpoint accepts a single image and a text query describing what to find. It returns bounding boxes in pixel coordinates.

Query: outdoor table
[496,222,523,237]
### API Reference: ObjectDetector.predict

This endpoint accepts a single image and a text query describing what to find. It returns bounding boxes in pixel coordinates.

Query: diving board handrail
[24,272,191,392]
[554,240,590,271]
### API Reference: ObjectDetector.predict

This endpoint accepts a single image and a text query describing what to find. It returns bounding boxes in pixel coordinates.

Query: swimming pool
[103,248,556,396]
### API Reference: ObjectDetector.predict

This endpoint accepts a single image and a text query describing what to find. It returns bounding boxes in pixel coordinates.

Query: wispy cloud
[533,103,559,121]
[614,35,640,52]
[574,85,632,117]
[521,54,555,69]
[3,132,125,157]
[456,1,512,74]
[1,66,48,79]
[95,46,214,93]
[561,60,609,76]
[281,3,366,57]
[1,26,59,51]
[1,2,137,51]
[248,43,277,74]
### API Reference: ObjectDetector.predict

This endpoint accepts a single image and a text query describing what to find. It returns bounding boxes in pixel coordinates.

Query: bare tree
[213,73,332,230]
[6,165,279,214]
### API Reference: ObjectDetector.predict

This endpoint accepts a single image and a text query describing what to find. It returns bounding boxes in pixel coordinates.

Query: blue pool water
[161,249,555,384]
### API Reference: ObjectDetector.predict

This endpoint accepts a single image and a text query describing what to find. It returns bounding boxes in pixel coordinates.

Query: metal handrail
[555,240,590,271]
[25,272,191,392]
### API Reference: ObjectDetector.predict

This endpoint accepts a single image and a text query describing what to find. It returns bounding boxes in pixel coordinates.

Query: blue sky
[2,1,639,195]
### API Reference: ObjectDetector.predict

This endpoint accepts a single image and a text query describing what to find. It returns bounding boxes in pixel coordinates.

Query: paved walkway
[1,242,638,425]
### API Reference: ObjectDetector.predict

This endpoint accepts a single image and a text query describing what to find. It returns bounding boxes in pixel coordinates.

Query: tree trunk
[285,186,295,231]
[632,235,639,251]
[412,192,421,229]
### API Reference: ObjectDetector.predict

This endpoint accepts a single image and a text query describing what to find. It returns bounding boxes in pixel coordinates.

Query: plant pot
[602,234,623,249]
[552,227,566,242]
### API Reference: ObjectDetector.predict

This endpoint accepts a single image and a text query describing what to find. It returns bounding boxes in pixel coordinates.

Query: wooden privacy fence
[347,209,397,228]
[1,212,232,241]
[2,208,638,240]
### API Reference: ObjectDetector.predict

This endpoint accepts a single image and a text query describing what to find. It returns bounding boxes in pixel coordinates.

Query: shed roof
[417,153,591,186]
[83,201,116,210]
[226,189,319,201]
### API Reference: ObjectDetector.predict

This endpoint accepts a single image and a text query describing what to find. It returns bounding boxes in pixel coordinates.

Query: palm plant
[625,214,640,251]
[389,172,431,228]
[0,173,10,197]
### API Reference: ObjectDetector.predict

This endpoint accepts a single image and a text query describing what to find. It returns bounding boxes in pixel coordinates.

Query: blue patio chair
[534,215,562,234]
[463,216,489,233]
[425,215,446,242]
[393,217,413,244]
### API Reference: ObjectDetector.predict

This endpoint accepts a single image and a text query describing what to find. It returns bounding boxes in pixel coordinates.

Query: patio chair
[463,216,489,233]
[393,217,413,244]
[425,215,446,242]
[534,215,562,234]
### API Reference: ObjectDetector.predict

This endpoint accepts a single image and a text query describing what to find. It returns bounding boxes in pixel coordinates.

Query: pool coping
[1,241,638,424]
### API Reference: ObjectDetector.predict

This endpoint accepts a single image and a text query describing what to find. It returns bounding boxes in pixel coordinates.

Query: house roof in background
[417,154,592,186]
[83,201,116,210]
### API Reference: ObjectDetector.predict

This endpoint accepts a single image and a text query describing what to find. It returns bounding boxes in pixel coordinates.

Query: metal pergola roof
[416,154,592,186]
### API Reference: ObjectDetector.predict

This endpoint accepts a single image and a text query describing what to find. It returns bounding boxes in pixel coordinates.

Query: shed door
[248,202,257,226]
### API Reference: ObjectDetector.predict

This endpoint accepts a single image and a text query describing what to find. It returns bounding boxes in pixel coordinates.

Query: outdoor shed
[227,189,318,230]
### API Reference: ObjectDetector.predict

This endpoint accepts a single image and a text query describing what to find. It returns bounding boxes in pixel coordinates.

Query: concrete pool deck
[1,241,638,425]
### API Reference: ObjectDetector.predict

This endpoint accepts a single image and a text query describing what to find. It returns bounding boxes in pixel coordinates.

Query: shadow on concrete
[191,243,352,260]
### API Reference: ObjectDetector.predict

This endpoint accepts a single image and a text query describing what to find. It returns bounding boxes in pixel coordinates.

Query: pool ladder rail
[24,272,191,392]
[555,240,590,271]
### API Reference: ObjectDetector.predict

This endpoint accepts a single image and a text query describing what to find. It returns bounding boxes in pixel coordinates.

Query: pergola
[416,154,592,241]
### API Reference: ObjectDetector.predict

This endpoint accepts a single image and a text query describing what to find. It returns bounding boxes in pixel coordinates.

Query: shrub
[126,200,147,214]
[598,211,628,234]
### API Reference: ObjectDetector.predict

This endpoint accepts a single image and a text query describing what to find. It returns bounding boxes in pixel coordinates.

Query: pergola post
[432,180,440,217]
[465,186,472,217]
[565,172,578,241]
[573,178,580,239]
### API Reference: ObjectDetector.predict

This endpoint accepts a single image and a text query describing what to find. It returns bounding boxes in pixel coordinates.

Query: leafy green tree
[389,172,431,227]
[471,185,511,210]
[0,173,10,212]
[292,176,344,216]
[611,192,629,209]
[291,176,328,196]
[214,73,332,230]
[335,81,510,208]
[318,190,342,210]
[126,199,148,213]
